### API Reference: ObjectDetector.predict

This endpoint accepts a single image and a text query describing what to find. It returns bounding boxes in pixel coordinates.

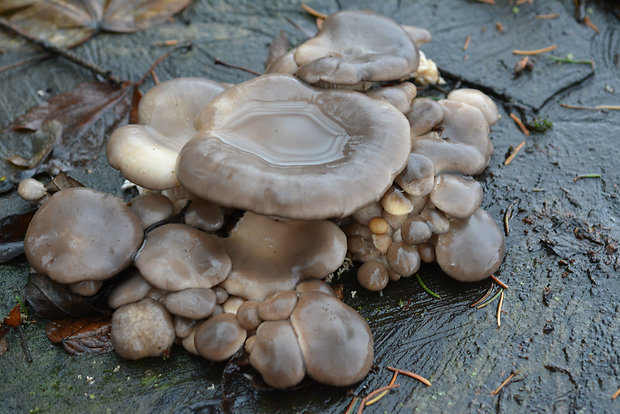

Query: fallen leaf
[3,305,21,327]
[7,120,62,169]
[24,273,110,318]
[3,81,133,174]
[46,317,112,355]
[0,0,191,50]
[0,208,37,263]
[265,30,289,71]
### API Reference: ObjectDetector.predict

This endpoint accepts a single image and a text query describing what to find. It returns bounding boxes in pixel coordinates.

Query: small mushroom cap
[290,292,374,386]
[294,11,419,85]
[265,47,298,75]
[111,298,175,360]
[213,286,228,304]
[351,201,383,226]
[295,280,336,297]
[183,199,224,232]
[366,82,417,114]
[401,217,432,245]
[357,260,389,291]
[401,24,432,46]
[430,174,483,219]
[447,89,499,126]
[437,100,492,158]
[174,316,197,338]
[182,330,198,355]
[68,280,102,297]
[435,208,505,282]
[194,313,247,361]
[107,78,225,190]
[250,320,306,389]
[395,153,435,197]
[219,212,347,301]
[420,206,450,235]
[222,296,246,314]
[25,188,143,284]
[18,178,47,201]
[381,186,413,216]
[178,74,411,220]
[236,300,262,330]
[135,223,231,291]
[412,132,488,176]
[128,192,175,229]
[164,288,216,319]
[257,290,298,321]
[408,98,444,136]
[386,241,421,277]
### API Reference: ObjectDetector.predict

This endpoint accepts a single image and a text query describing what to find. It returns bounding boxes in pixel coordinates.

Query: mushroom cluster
[19,9,505,389]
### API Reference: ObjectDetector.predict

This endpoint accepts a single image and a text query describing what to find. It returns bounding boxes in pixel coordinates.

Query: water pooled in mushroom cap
[435,208,505,282]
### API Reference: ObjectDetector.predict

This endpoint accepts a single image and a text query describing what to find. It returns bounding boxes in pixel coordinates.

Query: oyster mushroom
[290,292,373,386]
[429,174,483,219]
[111,298,175,360]
[164,288,217,319]
[194,313,246,361]
[178,74,411,220]
[24,188,143,284]
[127,192,175,229]
[294,10,419,87]
[218,212,347,301]
[366,82,417,113]
[107,78,225,190]
[135,223,231,291]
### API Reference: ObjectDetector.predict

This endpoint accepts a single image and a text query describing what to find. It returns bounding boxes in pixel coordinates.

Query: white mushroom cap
[17,178,48,201]
[111,298,175,360]
[447,88,499,126]
[249,320,306,389]
[127,192,175,229]
[290,292,373,386]
[194,313,246,361]
[178,74,411,220]
[107,78,225,190]
[68,280,102,297]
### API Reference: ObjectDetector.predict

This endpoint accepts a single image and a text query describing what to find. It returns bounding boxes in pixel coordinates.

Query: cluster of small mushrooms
[19,10,504,389]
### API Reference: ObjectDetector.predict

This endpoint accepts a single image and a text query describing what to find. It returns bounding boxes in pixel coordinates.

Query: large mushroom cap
[219,212,347,301]
[294,10,419,86]
[135,223,231,291]
[107,78,225,190]
[435,208,505,282]
[290,291,374,386]
[24,188,143,284]
[177,74,411,220]
[111,298,175,360]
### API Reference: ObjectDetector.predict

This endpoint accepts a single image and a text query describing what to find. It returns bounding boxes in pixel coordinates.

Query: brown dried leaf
[3,305,21,328]
[0,0,191,49]
[46,317,112,355]
[3,82,133,173]
[0,208,36,263]
[264,30,289,71]
[7,120,61,169]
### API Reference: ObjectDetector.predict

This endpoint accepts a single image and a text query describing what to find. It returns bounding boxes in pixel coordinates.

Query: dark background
[0,1,618,413]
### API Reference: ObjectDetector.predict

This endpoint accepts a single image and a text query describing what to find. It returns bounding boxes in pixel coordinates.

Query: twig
[490,275,509,290]
[491,370,520,395]
[463,35,471,51]
[214,58,261,76]
[356,384,400,414]
[513,45,558,55]
[548,56,595,70]
[470,284,494,308]
[301,3,327,19]
[504,141,526,166]
[560,104,620,111]
[416,273,441,299]
[503,200,516,236]
[476,288,503,309]
[574,174,601,182]
[0,53,50,74]
[285,17,314,38]
[497,290,505,327]
[583,16,600,33]
[0,17,123,85]
[153,39,181,46]
[509,113,530,136]
[612,388,620,400]
[536,13,560,19]
[344,396,359,414]
[16,325,33,362]
[474,0,496,4]
[365,371,399,406]
[387,367,432,386]
[137,43,192,86]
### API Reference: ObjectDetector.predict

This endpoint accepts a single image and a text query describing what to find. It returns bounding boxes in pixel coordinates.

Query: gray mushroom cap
[108,269,152,309]
[164,288,216,319]
[194,313,246,361]
[430,173,483,219]
[294,10,419,86]
[107,78,225,190]
[178,74,411,220]
[218,212,347,301]
[127,192,175,229]
[24,188,143,284]
[110,298,175,360]
[366,82,417,114]
[357,260,389,291]
[249,320,306,389]
[290,291,374,386]
[257,290,298,321]
[135,223,231,291]
[435,208,505,282]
